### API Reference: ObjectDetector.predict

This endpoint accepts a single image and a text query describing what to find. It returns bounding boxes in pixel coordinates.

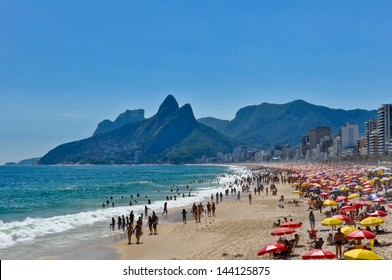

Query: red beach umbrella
[271,227,296,236]
[302,249,336,260]
[372,197,387,203]
[387,204,392,209]
[332,214,351,222]
[257,243,285,256]
[339,206,355,213]
[280,221,302,229]
[336,196,348,202]
[346,230,375,240]
[366,210,387,217]
[353,201,371,208]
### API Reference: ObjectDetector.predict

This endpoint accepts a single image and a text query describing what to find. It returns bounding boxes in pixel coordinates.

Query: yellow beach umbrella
[341,226,357,235]
[339,186,350,192]
[292,183,300,187]
[292,190,302,194]
[354,185,363,191]
[347,193,359,200]
[323,200,338,207]
[359,217,384,227]
[344,249,382,260]
[321,217,343,227]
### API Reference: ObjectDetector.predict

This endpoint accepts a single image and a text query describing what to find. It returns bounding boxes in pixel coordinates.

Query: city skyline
[1,1,392,164]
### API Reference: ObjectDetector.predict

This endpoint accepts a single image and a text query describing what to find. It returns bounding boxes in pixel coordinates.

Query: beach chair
[368,239,375,249]
[308,229,318,239]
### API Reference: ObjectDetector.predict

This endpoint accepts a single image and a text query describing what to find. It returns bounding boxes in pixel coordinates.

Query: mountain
[39,95,239,165]
[5,157,41,166]
[198,99,377,147]
[93,109,145,136]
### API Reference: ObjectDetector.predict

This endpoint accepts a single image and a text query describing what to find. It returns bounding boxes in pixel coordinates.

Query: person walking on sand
[162,202,168,216]
[133,222,143,244]
[248,193,252,205]
[181,209,187,224]
[148,216,153,235]
[212,202,216,217]
[152,212,159,235]
[125,223,133,244]
[309,211,315,231]
[333,228,345,259]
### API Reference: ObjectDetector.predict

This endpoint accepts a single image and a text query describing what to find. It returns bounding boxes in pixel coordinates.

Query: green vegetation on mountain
[93,109,145,136]
[198,99,377,147]
[39,95,239,165]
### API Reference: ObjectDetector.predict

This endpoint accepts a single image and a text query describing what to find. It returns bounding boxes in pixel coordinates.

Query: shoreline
[50,163,392,260]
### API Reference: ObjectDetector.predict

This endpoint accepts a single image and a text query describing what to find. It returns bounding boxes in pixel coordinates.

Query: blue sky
[1,0,391,164]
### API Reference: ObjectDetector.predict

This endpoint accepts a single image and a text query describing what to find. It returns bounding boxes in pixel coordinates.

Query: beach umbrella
[359,217,384,227]
[339,186,350,192]
[341,226,358,235]
[366,210,387,217]
[336,196,348,202]
[319,192,330,197]
[348,193,359,200]
[339,206,355,213]
[292,190,302,195]
[387,204,392,209]
[321,217,343,227]
[353,201,371,208]
[354,186,364,191]
[292,183,300,187]
[280,221,302,229]
[302,249,336,260]
[344,249,382,260]
[346,230,375,240]
[332,214,351,222]
[323,200,338,207]
[257,243,285,256]
[363,187,373,193]
[271,227,296,236]
[309,187,319,192]
[329,189,340,195]
[372,197,387,203]
[368,194,381,200]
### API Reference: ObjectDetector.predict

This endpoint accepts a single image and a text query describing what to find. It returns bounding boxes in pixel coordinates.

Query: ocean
[0,164,244,259]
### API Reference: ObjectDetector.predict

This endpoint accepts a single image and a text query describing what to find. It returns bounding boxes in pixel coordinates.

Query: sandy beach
[107,165,392,260]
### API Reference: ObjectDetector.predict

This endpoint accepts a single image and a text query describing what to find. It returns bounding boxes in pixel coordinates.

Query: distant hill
[39,95,239,165]
[198,99,377,147]
[93,109,145,136]
[5,157,41,166]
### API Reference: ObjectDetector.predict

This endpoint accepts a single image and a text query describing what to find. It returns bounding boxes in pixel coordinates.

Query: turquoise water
[0,165,239,259]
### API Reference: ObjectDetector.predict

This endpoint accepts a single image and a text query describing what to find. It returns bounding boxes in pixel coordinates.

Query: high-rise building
[340,123,359,149]
[377,104,392,153]
[365,118,378,155]
[309,126,331,150]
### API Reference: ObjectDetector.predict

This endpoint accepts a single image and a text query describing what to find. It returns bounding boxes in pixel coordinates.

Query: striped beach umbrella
[257,244,285,256]
[346,230,375,240]
[303,249,336,260]
[366,210,387,217]
[332,214,351,222]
